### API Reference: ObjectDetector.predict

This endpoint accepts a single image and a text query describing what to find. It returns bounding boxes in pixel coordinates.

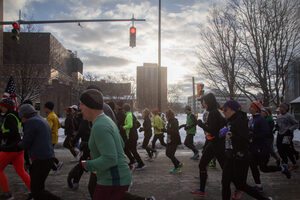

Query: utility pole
[192,77,196,114]
[157,0,162,111]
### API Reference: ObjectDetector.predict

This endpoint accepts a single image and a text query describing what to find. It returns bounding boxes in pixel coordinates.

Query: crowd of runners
[0,86,298,200]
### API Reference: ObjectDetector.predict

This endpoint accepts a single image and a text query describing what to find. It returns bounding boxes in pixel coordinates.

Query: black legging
[199,140,225,192]
[126,139,144,167]
[51,144,60,170]
[152,134,166,149]
[142,132,156,158]
[63,135,77,157]
[184,134,198,153]
[166,144,180,168]
[222,157,269,200]
[277,134,296,165]
[249,154,281,184]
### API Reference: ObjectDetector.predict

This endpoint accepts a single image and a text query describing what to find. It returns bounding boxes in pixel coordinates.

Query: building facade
[136,63,167,111]
[1,32,83,117]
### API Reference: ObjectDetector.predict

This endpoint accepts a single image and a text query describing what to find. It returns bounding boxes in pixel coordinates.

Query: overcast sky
[3,0,222,102]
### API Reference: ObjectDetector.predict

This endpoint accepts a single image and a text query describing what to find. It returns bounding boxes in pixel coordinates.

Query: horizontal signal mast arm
[0,18,146,25]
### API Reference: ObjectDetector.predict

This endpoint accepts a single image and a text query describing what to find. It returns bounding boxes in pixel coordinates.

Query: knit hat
[44,101,54,110]
[185,105,192,111]
[19,104,37,119]
[0,97,15,110]
[250,101,262,113]
[122,103,131,112]
[152,108,159,115]
[279,103,289,112]
[223,100,240,112]
[80,89,103,110]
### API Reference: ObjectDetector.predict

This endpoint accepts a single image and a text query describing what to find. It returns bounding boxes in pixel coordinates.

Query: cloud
[3,0,223,102]
[82,52,131,69]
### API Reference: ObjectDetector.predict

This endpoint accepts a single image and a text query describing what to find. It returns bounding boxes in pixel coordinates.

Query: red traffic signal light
[11,22,20,42]
[130,27,136,34]
[12,22,19,29]
[129,26,136,48]
[197,84,205,97]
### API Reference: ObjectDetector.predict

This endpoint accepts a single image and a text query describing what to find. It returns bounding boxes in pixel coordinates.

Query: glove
[219,127,229,138]
[197,119,204,128]
[179,124,186,129]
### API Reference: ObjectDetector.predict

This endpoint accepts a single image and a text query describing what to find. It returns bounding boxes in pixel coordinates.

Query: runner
[18,104,62,200]
[192,93,226,197]
[80,89,131,200]
[139,108,157,161]
[180,106,199,160]
[44,101,63,174]
[164,109,183,174]
[151,109,166,154]
[0,97,31,200]
[221,100,272,200]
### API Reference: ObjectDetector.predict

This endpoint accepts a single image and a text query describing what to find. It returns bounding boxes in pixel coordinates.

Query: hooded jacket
[0,111,21,152]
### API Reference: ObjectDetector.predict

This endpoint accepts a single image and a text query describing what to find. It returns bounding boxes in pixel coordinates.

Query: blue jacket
[249,114,270,157]
[18,114,54,160]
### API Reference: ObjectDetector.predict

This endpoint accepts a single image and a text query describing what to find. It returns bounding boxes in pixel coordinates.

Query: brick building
[0,32,83,117]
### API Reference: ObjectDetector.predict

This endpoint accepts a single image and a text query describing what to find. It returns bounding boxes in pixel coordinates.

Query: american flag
[2,76,18,111]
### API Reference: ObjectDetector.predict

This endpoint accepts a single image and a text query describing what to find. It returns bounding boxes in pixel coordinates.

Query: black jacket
[143,116,152,137]
[116,109,126,141]
[64,114,76,136]
[199,109,226,141]
[72,115,91,147]
[227,111,250,154]
[0,111,21,152]
[129,115,141,141]
[165,117,181,145]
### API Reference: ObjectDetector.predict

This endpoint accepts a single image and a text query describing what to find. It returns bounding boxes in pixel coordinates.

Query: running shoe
[135,164,147,171]
[209,160,216,167]
[145,157,154,162]
[57,161,64,170]
[281,164,291,179]
[266,197,273,200]
[290,164,299,171]
[255,185,264,193]
[232,190,243,199]
[0,192,14,200]
[191,189,206,197]
[191,151,199,160]
[178,162,184,169]
[169,168,181,174]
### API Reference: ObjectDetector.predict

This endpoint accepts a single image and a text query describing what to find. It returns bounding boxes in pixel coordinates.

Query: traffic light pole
[157,0,162,112]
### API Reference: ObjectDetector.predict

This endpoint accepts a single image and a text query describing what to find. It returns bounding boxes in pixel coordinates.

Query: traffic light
[11,22,20,42]
[197,83,205,97]
[129,26,136,48]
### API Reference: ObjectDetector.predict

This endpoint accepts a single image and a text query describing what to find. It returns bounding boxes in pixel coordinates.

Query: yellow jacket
[152,114,165,135]
[46,111,61,144]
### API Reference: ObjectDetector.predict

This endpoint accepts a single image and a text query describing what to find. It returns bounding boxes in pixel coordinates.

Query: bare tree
[197,6,242,99]
[167,83,184,113]
[83,72,100,82]
[231,0,300,106]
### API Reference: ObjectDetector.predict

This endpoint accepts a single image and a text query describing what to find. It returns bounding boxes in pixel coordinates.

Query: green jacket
[186,112,197,135]
[152,114,165,135]
[85,114,131,186]
[123,112,133,139]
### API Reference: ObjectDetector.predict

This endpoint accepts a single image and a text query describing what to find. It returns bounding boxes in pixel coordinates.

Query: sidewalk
[2,148,300,200]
